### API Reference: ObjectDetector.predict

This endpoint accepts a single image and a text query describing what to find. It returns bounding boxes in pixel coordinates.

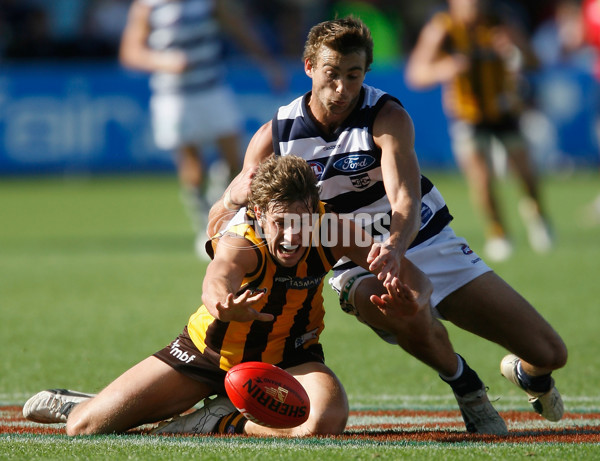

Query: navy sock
[440,354,483,397]
[516,362,553,393]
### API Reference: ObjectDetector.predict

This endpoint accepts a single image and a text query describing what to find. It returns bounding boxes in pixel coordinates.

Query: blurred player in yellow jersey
[405,0,553,261]
[23,155,429,437]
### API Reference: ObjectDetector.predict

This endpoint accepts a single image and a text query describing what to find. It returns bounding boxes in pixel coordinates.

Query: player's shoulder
[276,92,306,120]
[361,86,405,115]
[360,85,402,112]
[421,9,453,36]
[432,10,452,27]
[372,97,413,138]
[212,213,261,270]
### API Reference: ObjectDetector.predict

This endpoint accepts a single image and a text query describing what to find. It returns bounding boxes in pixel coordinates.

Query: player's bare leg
[436,271,566,372]
[215,133,242,183]
[66,357,212,435]
[508,143,553,253]
[437,271,567,421]
[353,275,507,434]
[457,147,511,261]
[354,276,458,377]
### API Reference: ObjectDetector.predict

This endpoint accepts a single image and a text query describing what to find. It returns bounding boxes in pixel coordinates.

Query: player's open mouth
[280,243,299,254]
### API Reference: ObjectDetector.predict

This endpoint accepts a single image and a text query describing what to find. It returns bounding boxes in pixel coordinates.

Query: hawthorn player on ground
[23,155,429,437]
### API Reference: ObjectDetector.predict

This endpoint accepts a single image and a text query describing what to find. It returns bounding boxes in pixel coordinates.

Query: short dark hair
[303,16,373,71]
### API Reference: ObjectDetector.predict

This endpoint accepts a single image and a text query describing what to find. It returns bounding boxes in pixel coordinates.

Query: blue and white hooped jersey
[272,84,453,265]
[142,0,224,95]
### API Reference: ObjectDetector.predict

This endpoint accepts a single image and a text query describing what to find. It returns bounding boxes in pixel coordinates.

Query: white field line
[3,393,600,411]
[347,394,600,411]
[346,413,600,432]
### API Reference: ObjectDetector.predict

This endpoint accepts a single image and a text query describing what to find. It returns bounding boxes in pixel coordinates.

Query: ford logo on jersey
[333,154,375,172]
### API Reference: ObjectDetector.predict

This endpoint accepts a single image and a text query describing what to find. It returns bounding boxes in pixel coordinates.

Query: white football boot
[453,385,508,435]
[500,354,564,422]
[23,389,95,423]
[518,199,553,254]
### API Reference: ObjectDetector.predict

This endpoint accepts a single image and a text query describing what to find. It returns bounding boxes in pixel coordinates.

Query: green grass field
[1,171,599,459]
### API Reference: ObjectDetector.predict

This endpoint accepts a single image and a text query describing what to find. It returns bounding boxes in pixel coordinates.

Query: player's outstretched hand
[214,290,272,323]
[367,241,402,287]
[370,277,419,317]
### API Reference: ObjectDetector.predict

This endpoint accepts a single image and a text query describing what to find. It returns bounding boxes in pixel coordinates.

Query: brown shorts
[153,326,325,395]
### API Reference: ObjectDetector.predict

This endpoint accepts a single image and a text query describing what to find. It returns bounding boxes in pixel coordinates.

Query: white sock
[440,353,464,382]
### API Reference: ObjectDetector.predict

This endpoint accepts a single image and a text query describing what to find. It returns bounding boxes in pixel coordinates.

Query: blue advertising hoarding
[0,61,597,175]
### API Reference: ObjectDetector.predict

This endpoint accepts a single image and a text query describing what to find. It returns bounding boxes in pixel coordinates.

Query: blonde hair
[248,155,320,215]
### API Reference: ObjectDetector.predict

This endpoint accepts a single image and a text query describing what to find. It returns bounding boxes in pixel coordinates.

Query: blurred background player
[405,0,553,261]
[119,0,285,258]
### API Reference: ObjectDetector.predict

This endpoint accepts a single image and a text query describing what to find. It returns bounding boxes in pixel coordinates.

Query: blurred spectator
[1,0,119,59]
[330,1,404,63]
[405,0,554,262]
[1,0,58,59]
[249,0,329,59]
[0,0,335,61]
[533,0,594,69]
[81,0,132,57]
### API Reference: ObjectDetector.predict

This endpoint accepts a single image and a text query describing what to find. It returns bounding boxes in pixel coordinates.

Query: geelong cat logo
[333,154,375,172]
[350,173,370,189]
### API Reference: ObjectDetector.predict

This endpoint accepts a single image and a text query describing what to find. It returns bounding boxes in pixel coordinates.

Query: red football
[224,362,310,428]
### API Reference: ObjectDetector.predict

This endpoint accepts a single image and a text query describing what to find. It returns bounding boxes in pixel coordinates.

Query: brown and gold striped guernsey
[435,11,521,124]
[187,203,338,371]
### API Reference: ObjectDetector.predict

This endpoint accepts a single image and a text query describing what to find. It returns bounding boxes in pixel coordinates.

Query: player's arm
[119,0,187,73]
[405,16,468,88]
[201,234,273,323]
[368,101,422,286]
[328,216,431,317]
[207,121,274,236]
[492,21,539,71]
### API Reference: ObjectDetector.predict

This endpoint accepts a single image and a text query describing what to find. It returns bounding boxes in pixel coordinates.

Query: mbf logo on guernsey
[169,339,196,363]
[308,161,324,180]
[333,154,375,172]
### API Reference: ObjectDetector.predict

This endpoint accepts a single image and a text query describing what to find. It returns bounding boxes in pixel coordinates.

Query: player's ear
[304,58,313,77]
[254,206,263,223]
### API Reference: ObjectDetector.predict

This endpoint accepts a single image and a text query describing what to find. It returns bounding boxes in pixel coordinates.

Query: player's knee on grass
[296,404,348,436]
[289,364,349,436]
[66,414,96,436]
